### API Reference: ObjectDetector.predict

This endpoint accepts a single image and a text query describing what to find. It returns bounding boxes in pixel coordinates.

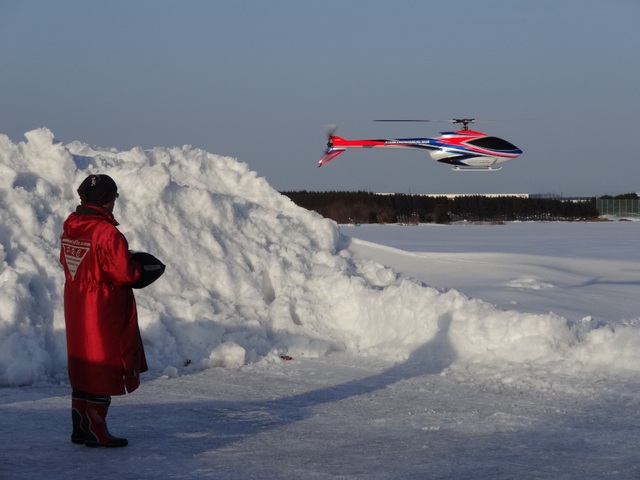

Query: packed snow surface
[1,128,639,479]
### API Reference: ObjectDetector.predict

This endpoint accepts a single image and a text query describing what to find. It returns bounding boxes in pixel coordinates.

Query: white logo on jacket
[61,238,91,280]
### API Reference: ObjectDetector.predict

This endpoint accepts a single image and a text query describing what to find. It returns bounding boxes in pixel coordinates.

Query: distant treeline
[281,191,603,224]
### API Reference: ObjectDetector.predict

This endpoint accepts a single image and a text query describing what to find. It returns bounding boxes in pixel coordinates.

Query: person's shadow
[269,314,455,412]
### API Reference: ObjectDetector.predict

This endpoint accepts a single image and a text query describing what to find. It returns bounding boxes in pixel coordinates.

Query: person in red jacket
[60,174,145,448]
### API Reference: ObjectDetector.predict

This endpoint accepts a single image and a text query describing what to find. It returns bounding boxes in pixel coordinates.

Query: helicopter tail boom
[318,135,389,167]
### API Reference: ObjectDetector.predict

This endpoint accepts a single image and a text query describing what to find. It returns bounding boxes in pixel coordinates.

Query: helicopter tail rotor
[318,124,346,167]
[325,124,337,149]
[325,124,337,138]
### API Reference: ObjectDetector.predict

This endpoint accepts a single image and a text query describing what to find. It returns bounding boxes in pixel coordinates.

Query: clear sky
[1,0,638,196]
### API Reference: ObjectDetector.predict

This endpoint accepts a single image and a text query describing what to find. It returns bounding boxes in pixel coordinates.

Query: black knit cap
[77,174,118,205]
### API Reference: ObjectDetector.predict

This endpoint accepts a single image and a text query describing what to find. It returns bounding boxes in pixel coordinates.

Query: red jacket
[60,205,146,396]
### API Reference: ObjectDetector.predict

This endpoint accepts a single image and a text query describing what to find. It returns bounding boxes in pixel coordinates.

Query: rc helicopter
[318,118,522,171]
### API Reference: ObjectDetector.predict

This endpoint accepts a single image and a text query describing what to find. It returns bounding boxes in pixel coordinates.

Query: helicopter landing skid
[452,166,503,172]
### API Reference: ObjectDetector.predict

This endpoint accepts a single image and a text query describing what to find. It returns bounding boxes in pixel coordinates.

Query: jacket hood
[63,205,119,238]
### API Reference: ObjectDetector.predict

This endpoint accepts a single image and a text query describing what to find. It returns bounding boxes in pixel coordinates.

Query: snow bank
[1,128,639,387]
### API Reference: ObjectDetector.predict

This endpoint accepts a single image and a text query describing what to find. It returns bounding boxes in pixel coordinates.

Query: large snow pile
[1,128,639,387]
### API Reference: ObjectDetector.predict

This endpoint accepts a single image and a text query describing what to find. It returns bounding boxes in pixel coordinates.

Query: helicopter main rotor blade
[373,119,431,122]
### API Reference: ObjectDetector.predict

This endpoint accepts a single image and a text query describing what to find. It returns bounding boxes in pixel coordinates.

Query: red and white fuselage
[318,129,522,171]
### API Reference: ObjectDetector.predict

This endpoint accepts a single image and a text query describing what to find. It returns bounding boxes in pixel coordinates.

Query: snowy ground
[1,129,639,479]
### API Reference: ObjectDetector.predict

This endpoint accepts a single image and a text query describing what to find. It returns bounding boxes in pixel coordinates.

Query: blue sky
[1,0,638,196]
